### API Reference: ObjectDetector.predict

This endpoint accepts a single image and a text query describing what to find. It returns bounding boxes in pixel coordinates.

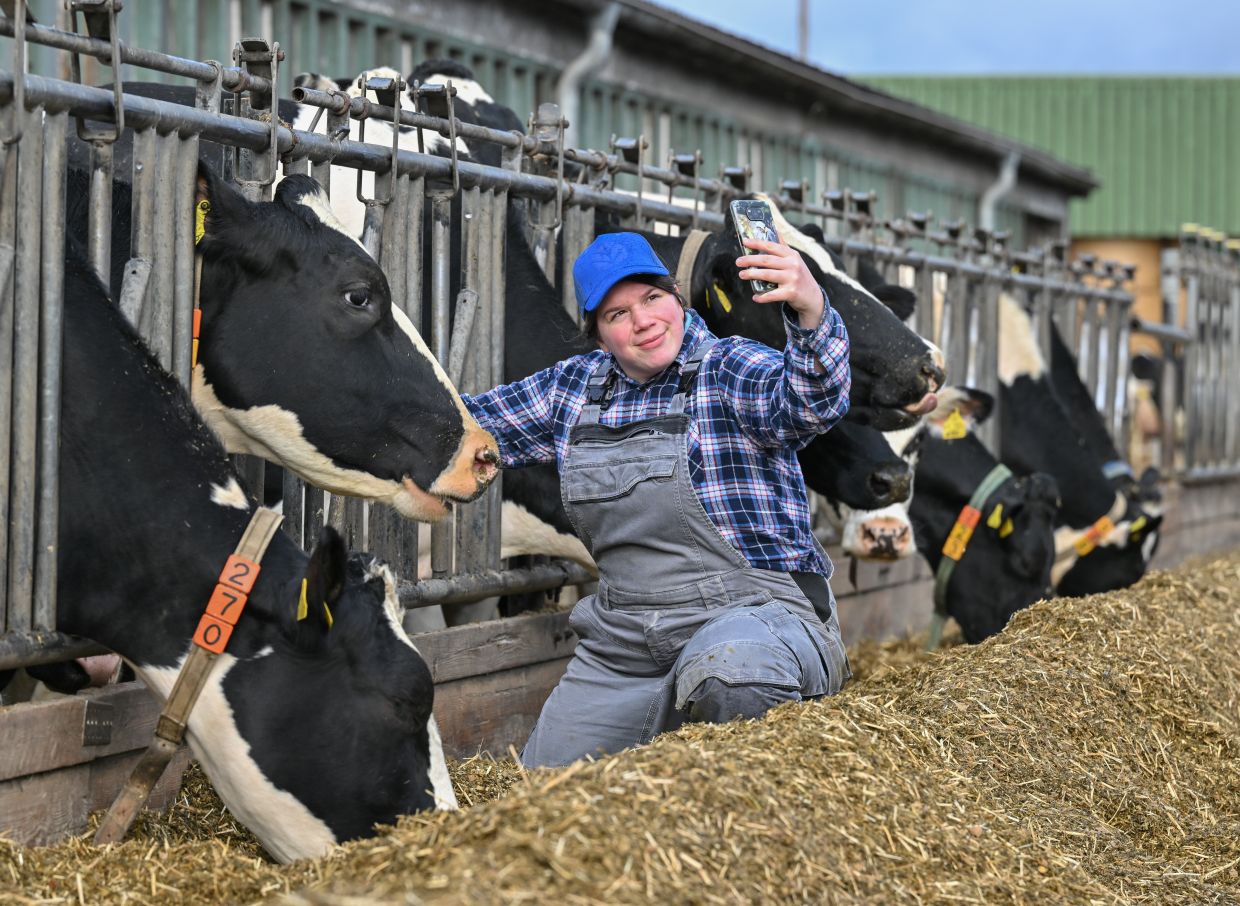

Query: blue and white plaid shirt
[463,304,850,575]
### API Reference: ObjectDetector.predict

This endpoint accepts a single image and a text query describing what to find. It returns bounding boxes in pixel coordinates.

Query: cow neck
[1053,492,1128,566]
[928,464,1013,650]
[94,506,283,846]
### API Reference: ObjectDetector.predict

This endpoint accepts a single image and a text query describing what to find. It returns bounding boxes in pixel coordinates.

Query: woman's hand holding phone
[736,236,825,330]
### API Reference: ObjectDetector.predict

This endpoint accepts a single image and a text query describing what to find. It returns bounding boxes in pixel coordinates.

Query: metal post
[0,137,18,618]
[122,127,156,329]
[34,110,67,630]
[171,134,199,388]
[7,105,44,630]
[429,187,454,579]
[143,131,179,371]
[87,140,114,287]
[1183,238,1201,472]
[488,188,507,569]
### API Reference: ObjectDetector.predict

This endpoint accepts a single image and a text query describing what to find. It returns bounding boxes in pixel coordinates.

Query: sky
[650,0,1240,75]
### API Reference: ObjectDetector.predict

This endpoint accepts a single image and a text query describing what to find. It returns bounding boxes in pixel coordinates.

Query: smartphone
[730,199,780,296]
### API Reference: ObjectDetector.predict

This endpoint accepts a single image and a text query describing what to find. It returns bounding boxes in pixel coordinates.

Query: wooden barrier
[3,476,1238,846]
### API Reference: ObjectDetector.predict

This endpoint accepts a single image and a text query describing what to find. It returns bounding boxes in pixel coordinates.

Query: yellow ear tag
[987,503,1004,530]
[941,408,968,440]
[1129,515,1147,537]
[713,283,733,314]
[322,602,334,629]
[296,578,309,621]
[999,519,1014,538]
[194,199,210,245]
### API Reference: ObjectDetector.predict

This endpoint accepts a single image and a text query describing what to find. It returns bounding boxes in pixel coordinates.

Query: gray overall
[521,341,850,768]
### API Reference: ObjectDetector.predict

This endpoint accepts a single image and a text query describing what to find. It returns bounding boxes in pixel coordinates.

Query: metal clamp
[415,81,461,193]
[722,164,750,195]
[1,0,27,145]
[355,72,405,206]
[66,0,124,143]
[669,148,703,228]
[231,38,283,191]
[528,102,566,229]
[611,134,647,228]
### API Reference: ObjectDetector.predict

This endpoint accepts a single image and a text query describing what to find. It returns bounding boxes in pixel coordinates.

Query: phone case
[730,200,779,296]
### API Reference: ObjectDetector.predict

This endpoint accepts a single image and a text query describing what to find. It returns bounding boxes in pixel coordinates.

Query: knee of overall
[683,675,800,724]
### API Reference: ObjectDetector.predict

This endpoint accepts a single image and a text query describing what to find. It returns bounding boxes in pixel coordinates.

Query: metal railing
[1150,227,1240,483]
[0,9,1223,673]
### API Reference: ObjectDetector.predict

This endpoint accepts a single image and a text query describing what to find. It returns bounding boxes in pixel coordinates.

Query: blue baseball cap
[573,233,671,316]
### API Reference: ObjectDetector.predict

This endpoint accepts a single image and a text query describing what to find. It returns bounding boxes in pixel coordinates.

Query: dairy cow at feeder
[996,294,1162,595]
[51,228,458,863]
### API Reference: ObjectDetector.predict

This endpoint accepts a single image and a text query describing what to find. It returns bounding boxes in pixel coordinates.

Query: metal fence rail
[1155,227,1240,483]
[0,10,1221,674]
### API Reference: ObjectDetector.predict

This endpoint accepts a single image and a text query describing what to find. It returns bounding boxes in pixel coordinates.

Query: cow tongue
[904,392,938,416]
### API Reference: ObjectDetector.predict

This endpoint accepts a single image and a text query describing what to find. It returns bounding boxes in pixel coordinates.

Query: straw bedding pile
[2,552,1238,904]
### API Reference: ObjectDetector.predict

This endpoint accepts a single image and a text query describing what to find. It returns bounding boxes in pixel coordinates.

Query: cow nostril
[921,361,946,390]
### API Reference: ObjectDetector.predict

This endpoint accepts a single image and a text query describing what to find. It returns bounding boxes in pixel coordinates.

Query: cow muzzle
[846,515,914,561]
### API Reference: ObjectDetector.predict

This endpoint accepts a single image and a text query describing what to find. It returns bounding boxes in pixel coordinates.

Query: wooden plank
[416,610,576,684]
[0,682,163,782]
[434,658,570,759]
[0,747,189,847]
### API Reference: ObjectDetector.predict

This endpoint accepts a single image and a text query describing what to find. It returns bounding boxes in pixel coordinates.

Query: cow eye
[344,287,371,309]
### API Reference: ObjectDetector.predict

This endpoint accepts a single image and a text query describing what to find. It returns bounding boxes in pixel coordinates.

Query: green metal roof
[862,76,1240,238]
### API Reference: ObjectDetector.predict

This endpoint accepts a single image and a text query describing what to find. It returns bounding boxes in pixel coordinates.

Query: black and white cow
[900,389,1060,642]
[997,294,1161,595]
[57,231,455,862]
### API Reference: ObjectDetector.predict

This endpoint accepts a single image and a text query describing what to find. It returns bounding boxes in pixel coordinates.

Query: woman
[464,229,852,768]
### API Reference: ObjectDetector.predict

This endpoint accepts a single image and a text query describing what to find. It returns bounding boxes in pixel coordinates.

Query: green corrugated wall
[864,76,1240,238]
[5,0,1035,245]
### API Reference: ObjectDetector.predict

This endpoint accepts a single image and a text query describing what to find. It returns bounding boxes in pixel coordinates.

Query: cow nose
[474,445,500,485]
[921,360,946,393]
[867,463,911,507]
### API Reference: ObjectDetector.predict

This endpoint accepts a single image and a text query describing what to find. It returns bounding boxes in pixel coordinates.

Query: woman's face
[595,280,686,383]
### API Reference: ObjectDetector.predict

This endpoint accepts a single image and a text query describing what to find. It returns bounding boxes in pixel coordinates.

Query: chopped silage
[2,552,1237,905]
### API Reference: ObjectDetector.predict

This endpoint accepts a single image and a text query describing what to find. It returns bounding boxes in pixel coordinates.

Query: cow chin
[397,478,452,522]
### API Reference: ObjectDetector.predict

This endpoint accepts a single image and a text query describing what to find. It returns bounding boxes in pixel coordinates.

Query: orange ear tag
[941,409,968,440]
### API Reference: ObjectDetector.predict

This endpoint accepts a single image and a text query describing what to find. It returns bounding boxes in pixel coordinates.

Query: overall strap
[577,356,618,426]
[669,337,717,415]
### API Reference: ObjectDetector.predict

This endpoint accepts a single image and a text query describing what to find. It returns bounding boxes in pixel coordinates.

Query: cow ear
[195,162,248,244]
[928,386,995,431]
[797,222,825,244]
[869,284,917,322]
[296,527,348,636]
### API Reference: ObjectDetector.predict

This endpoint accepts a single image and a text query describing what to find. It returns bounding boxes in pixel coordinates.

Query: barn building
[17,0,1098,249]
[862,75,1240,353]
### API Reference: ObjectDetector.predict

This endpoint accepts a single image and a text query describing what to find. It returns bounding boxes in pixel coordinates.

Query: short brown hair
[581,274,689,341]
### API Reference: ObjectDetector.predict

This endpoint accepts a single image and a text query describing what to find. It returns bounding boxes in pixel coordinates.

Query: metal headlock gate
[0,6,1230,675]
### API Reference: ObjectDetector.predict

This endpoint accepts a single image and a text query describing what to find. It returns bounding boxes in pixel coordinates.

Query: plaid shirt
[463,304,850,575]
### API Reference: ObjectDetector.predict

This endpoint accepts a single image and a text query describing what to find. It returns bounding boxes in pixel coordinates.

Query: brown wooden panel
[0,747,188,847]
[0,682,163,782]
[434,658,570,759]
[416,610,576,684]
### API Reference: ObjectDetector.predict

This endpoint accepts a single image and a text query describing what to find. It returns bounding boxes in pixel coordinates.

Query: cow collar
[928,464,1013,649]
[675,229,713,297]
[1053,492,1128,565]
[94,506,283,845]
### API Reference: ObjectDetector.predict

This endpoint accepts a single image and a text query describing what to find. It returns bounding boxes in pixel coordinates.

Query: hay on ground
[1,552,1238,905]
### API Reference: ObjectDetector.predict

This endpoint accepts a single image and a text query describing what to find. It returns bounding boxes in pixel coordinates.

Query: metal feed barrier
[1,5,1233,675]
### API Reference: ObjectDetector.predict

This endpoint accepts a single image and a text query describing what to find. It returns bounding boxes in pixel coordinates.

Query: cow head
[191,165,499,521]
[910,388,1060,642]
[797,417,913,511]
[825,421,925,561]
[136,529,455,863]
[689,198,944,430]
